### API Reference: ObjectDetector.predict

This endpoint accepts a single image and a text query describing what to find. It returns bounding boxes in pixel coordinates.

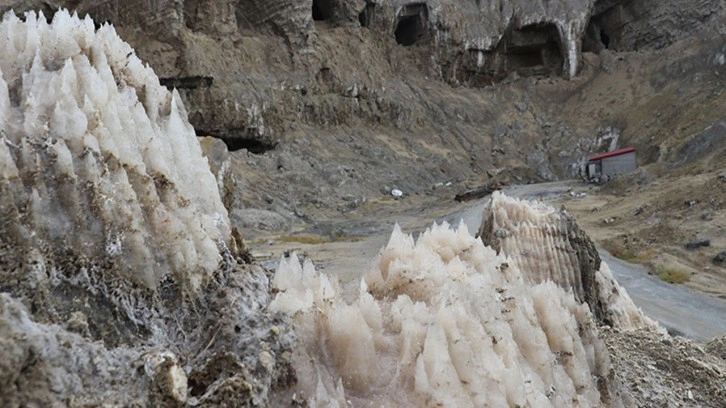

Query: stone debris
[713,251,726,265]
[685,238,711,250]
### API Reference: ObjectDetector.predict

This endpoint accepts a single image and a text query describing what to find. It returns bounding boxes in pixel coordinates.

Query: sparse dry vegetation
[604,242,656,264]
[656,265,691,284]
[277,234,361,245]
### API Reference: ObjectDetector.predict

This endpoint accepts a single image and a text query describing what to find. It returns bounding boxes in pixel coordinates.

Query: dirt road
[601,251,726,341]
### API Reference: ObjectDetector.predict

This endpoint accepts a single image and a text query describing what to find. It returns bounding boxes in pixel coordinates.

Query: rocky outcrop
[585,0,723,52]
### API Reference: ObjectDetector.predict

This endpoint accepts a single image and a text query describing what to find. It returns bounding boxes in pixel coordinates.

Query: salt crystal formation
[270,196,652,407]
[0,9,232,292]
[0,11,295,407]
[479,192,652,329]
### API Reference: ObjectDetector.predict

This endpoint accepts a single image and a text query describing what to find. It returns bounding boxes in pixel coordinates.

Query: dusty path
[601,251,726,341]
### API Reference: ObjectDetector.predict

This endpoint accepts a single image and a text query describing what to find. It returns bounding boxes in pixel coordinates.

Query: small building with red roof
[587,147,636,179]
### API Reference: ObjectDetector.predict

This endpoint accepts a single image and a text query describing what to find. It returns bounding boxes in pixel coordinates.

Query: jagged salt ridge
[0,9,232,291]
[270,201,649,407]
[479,192,653,329]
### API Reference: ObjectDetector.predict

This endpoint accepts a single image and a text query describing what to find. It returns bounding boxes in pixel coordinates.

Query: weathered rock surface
[2,0,721,155]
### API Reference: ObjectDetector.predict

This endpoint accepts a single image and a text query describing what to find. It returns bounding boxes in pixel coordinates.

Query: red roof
[588,147,636,162]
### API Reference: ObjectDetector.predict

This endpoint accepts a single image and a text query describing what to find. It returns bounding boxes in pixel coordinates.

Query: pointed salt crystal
[359,278,368,294]
[302,258,317,285]
[0,139,19,179]
[318,273,335,301]
[1,10,230,291]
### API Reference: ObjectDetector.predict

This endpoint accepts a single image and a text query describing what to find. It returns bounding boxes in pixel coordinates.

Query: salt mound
[0,10,232,291]
[479,192,652,329]
[271,205,647,406]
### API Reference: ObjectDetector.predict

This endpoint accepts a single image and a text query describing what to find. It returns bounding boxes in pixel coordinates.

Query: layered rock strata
[478,192,651,328]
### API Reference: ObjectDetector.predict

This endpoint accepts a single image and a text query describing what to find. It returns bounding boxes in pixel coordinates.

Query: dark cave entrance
[219,137,277,154]
[312,0,333,21]
[394,3,429,46]
[195,129,277,154]
[359,2,375,28]
[503,23,563,76]
[583,2,626,53]
[600,29,610,49]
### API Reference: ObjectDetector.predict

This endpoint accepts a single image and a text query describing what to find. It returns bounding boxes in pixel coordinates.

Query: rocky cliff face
[2,0,721,153]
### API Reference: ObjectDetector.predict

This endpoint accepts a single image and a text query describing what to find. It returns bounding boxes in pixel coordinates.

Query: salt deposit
[271,201,652,406]
[479,192,653,329]
[0,12,293,406]
[0,9,232,292]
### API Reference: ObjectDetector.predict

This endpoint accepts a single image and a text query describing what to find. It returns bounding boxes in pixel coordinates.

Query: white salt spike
[0,138,19,180]
[0,72,9,128]
[271,201,636,406]
[0,10,231,291]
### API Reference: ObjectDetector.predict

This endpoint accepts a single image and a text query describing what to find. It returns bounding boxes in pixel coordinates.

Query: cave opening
[394,3,428,46]
[582,2,627,53]
[503,23,563,76]
[159,76,213,90]
[359,2,375,28]
[220,137,277,154]
[195,129,277,154]
[312,0,333,21]
[600,29,610,49]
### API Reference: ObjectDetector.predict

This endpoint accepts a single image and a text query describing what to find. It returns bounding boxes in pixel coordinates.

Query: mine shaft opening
[394,3,428,46]
[312,0,333,21]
